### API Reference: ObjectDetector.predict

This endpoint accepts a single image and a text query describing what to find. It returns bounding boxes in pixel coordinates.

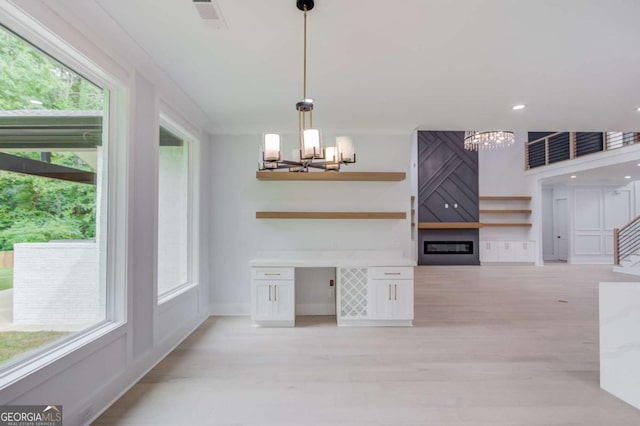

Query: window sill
[157,282,199,308]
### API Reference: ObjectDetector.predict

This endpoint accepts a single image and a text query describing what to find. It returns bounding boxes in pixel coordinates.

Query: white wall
[295,268,336,315]
[209,133,413,314]
[541,188,555,259]
[0,3,210,425]
[478,132,534,242]
[13,242,100,326]
[157,146,189,294]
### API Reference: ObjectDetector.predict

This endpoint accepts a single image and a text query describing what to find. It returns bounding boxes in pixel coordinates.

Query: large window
[157,125,192,298]
[0,25,109,369]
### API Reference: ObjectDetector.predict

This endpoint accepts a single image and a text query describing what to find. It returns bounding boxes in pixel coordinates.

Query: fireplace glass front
[424,241,473,255]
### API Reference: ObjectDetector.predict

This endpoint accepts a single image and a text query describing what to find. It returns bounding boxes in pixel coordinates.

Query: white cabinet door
[252,283,272,320]
[393,281,414,320]
[498,241,515,262]
[480,241,498,262]
[272,282,294,321]
[372,280,394,319]
[521,241,535,262]
[371,280,413,320]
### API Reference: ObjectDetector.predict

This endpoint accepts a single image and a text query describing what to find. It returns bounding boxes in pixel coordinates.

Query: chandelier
[260,0,355,172]
[464,131,515,151]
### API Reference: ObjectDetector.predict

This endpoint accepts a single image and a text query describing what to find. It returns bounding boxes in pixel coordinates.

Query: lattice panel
[339,268,368,318]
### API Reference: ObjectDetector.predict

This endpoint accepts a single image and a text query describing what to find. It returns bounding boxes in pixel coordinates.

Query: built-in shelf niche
[256,171,406,181]
[479,195,532,227]
[418,222,483,229]
[256,212,407,219]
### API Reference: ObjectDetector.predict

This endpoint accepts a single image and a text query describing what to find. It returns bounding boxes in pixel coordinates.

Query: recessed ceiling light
[625,175,632,179]
[512,104,526,110]
[636,107,640,112]
[570,175,577,179]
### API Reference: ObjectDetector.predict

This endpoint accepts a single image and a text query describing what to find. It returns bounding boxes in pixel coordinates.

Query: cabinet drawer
[369,267,413,280]
[252,267,294,280]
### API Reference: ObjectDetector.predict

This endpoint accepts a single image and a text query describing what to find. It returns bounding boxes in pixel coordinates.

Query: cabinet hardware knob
[389,284,392,301]
[274,285,277,302]
[269,285,271,302]
[265,273,281,276]
[384,272,401,275]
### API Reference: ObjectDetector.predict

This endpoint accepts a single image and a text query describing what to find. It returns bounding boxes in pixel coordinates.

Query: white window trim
[156,113,200,305]
[0,4,129,388]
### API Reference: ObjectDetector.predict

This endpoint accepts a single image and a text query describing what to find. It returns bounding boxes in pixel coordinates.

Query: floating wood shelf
[479,196,532,201]
[480,209,532,214]
[256,212,406,219]
[481,223,532,227]
[256,171,406,181]
[418,222,483,229]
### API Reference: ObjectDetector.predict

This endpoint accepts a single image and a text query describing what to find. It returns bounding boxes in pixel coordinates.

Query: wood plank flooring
[95,264,640,425]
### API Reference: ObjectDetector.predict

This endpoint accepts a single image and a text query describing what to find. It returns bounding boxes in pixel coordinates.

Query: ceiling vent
[193,0,227,28]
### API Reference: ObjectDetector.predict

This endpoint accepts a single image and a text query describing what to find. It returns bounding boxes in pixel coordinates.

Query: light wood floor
[95,264,640,425]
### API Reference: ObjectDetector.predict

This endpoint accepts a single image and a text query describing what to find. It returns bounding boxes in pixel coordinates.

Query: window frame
[0,7,129,389]
[156,113,200,305]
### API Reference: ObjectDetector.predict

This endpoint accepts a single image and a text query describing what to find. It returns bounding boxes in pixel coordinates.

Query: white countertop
[599,281,640,410]
[249,250,416,267]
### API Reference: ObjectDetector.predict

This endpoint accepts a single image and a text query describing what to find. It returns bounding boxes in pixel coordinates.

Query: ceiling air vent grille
[193,0,220,21]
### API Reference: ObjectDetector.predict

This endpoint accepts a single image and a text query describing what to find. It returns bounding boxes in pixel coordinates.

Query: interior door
[555,199,569,261]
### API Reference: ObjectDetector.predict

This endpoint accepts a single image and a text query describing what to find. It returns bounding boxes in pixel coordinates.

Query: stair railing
[614,214,640,265]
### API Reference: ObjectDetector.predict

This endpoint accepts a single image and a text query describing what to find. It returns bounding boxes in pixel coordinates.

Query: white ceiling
[56,0,640,134]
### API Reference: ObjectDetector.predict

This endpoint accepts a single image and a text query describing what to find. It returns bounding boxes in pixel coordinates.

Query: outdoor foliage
[0,26,103,110]
[0,26,103,251]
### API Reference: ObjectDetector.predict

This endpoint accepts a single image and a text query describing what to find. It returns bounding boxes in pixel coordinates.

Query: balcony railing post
[603,132,608,151]
[614,228,620,265]
[569,132,576,159]
[544,137,550,165]
[524,141,530,170]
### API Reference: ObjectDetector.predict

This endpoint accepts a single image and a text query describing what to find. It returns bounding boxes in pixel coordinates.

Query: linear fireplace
[418,229,480,265]
[425,241,473,255]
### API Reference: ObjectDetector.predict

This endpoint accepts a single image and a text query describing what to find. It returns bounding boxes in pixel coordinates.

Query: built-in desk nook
[249,250,415,327]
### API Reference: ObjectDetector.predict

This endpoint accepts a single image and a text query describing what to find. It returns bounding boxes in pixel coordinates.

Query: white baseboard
[295,303,335,315]
[612,266,640,276]
[569,256,613,265]
[210,303,249,316]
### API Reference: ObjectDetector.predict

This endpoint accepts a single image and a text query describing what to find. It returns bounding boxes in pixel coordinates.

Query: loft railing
[613,214,640,265]
[525,132,640,170]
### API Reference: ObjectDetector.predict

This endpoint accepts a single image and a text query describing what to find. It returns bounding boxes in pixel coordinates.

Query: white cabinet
[372,280,414,320]
[369,267,414,324]
[480,241,499,262]
[480,241,535,263]
[251,267,294,327]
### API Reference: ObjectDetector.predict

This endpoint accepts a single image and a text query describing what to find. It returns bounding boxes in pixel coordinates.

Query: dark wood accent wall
[417,131,479,223]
